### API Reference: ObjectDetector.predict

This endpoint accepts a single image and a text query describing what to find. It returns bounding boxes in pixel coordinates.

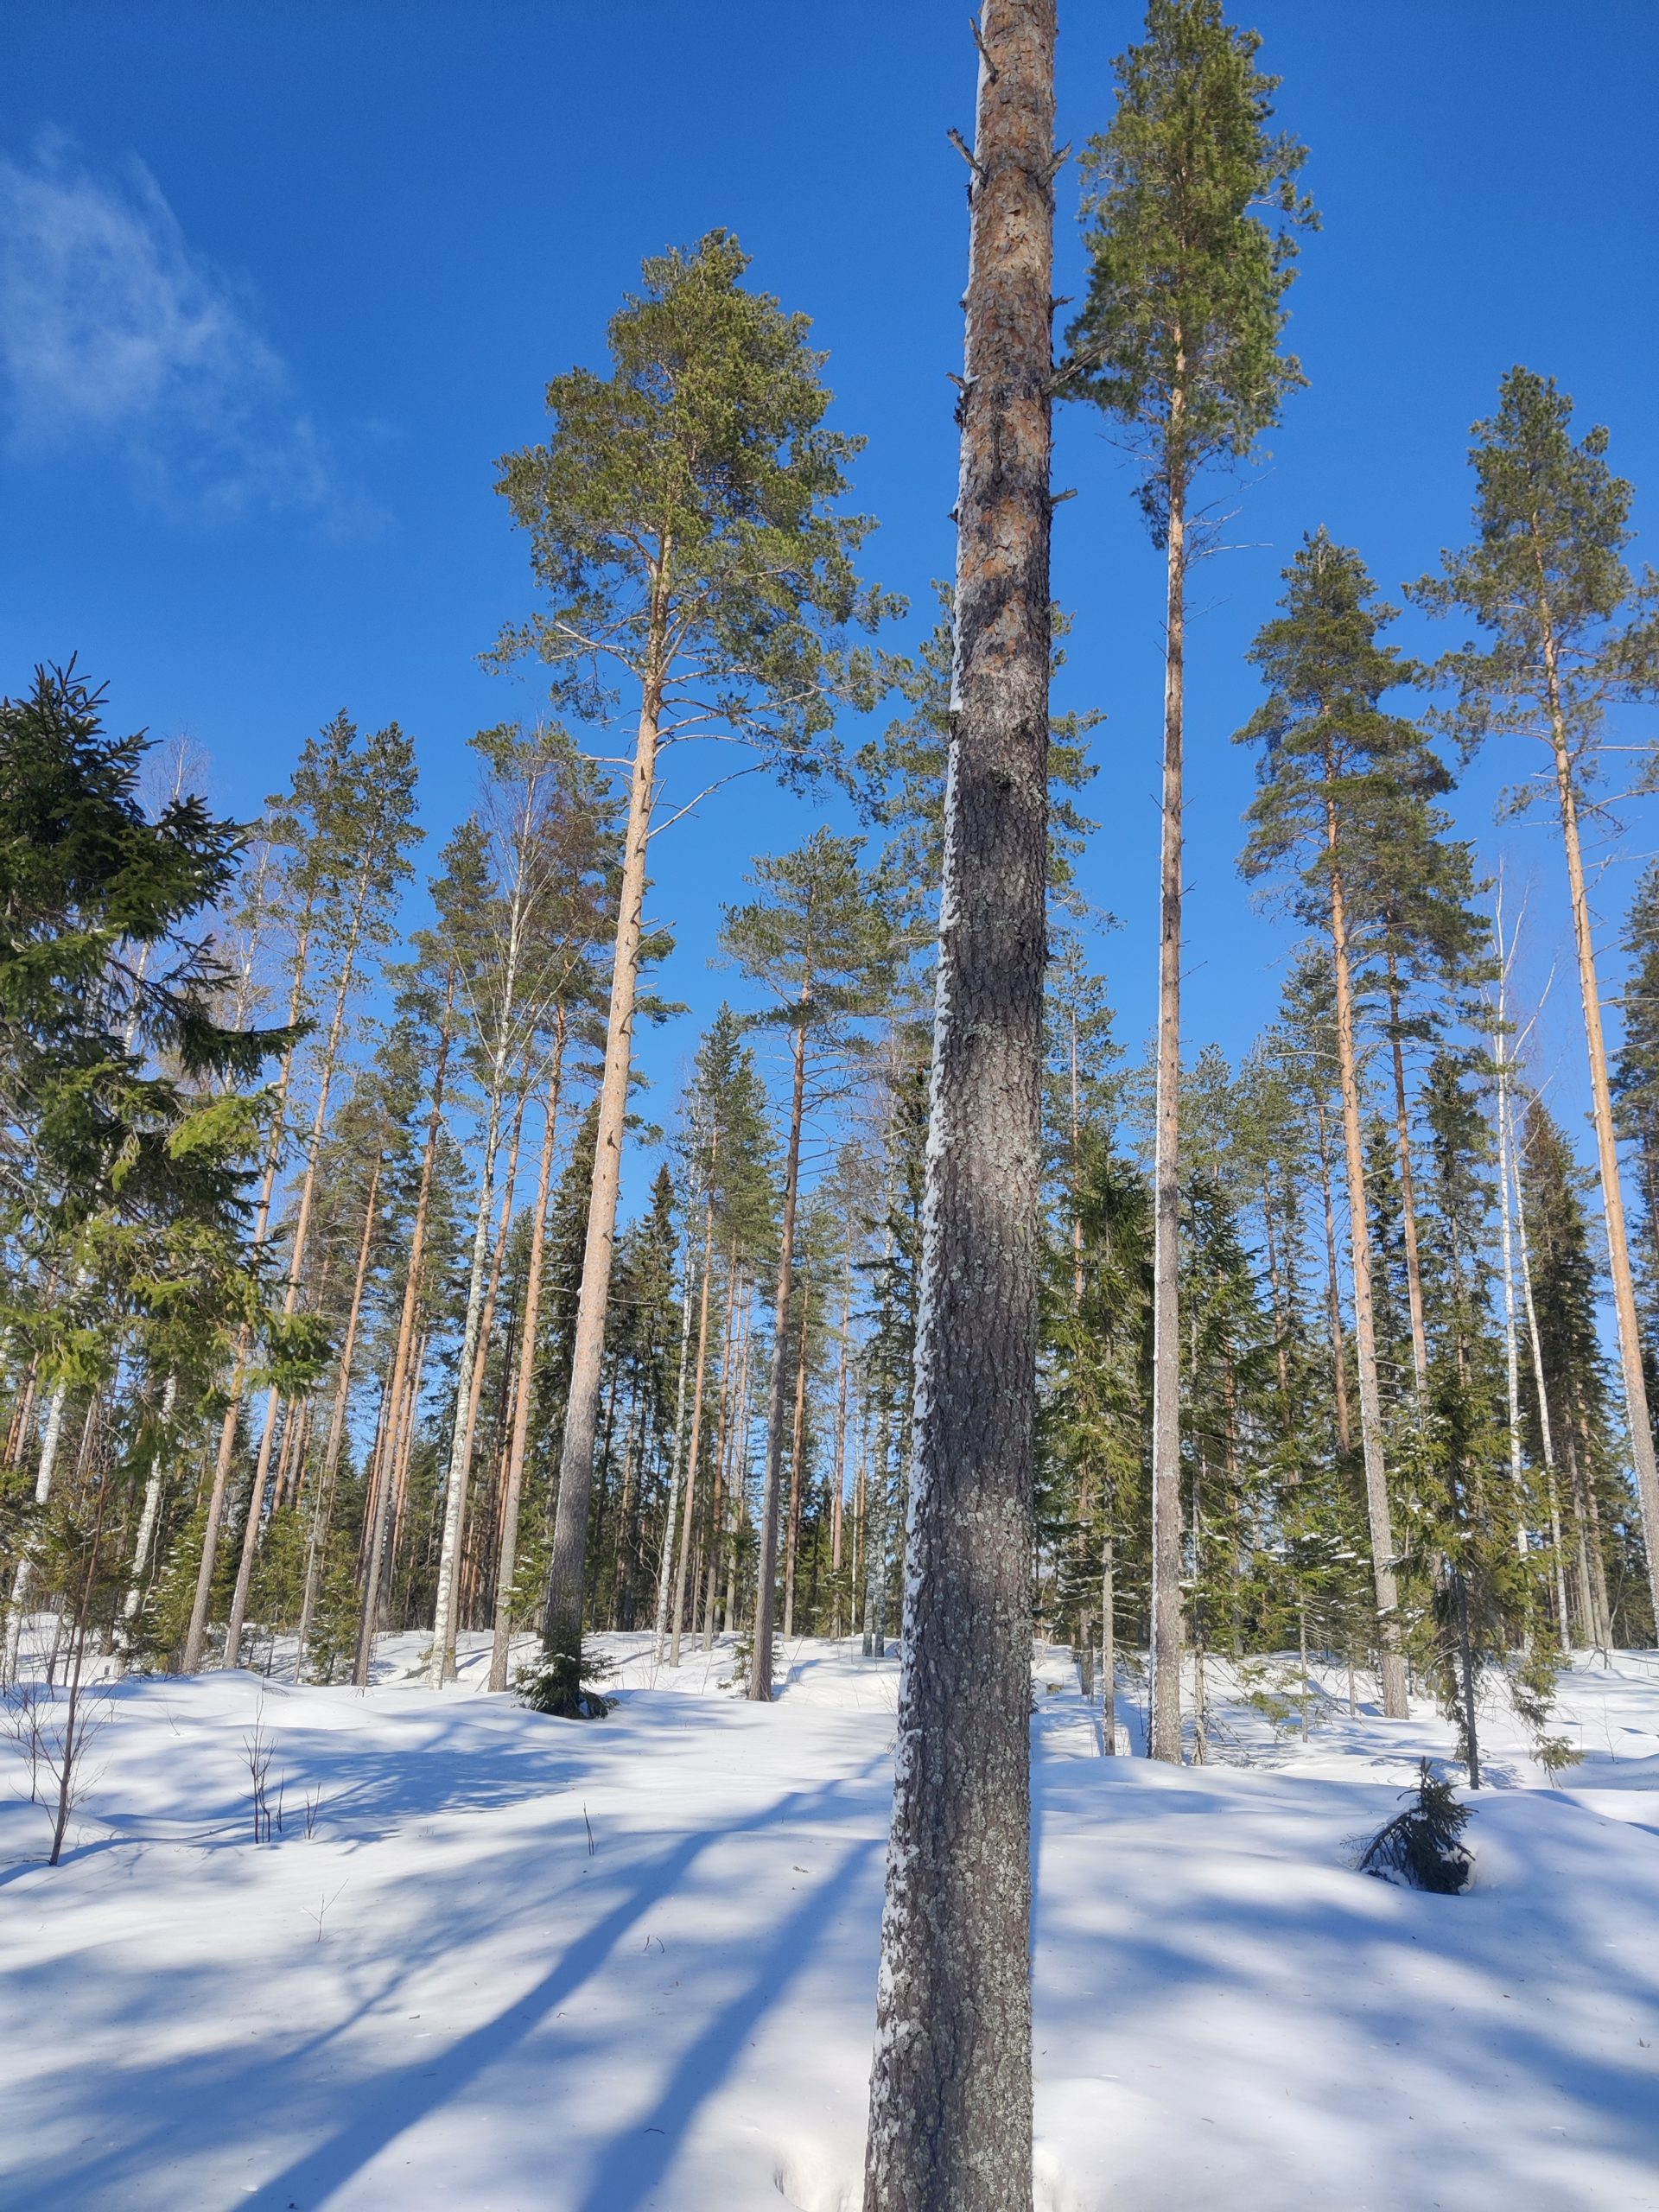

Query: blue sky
[5,2,1659,1195]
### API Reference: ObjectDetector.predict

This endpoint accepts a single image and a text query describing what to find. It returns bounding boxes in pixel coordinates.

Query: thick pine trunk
[1148,458,1188,1767]
[862,10,1052,2204]
[749,1019,809,1700]
[1325,798,1409,1719]
[543,667,663,1699]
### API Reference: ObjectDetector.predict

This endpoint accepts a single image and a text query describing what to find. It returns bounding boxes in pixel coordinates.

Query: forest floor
[3,1632,1658,2211]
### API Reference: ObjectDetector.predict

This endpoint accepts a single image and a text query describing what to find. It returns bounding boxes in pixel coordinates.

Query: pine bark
[1147,448,1188,1766]
[1325,788,1409,1718]
[1536,598,1659,1627]
[543,645,664,1694]
[862,10,1052,2204]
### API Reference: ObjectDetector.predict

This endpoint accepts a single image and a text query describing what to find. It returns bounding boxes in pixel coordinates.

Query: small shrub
[1357,1760,1473,1894]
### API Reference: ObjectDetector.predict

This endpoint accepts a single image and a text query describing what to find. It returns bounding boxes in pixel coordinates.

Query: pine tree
[864,9,1053,2205]
[1414,365,1659,1628]
[494,233,892,1714]
[1236,532,1446,1715]
[720,830,891,1700]
[1066,0,1313,1763]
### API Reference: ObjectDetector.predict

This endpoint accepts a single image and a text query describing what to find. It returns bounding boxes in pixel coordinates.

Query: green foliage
[516,1639,613,1719]
[1067,0,1315,526]
[1358,1762,1473,1893]
[1413,365,1659,798]
[494,231,894,770]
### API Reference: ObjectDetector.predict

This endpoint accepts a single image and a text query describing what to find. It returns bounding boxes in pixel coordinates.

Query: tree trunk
[542,648,664,1701]
[863,11,1052,2205]
[1100,1534,1116,1756]
[489,1058,564,1692]
[830,1243,852,1633]
[1382,954,1431,1397]
[183,917,315,1674]
[652,1256,697,1659]
[355,1001,454,1687]
[3,1377,71,1676]
[437,1093,526,1682]
[1490,1012,1531,1562]
[783,1279,810,1640]
[297,1160,382,1665]
[701,1269,744,1648]
[224,908,366,1668]
[122,1376,177,1627]
[1536,594,1659,1628]
[1147,438,1189,1766]
[749,1017,809,1700]
[1312,1087,1353,1458]
[670,1205,719,1667]
[1513,1113,1574,1649]
[1324,797,1409,1719]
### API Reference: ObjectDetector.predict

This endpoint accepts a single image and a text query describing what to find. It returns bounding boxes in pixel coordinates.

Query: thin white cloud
[0,137,362,526]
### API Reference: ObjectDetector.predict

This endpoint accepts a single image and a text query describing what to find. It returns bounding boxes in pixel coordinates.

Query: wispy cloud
[0,136,365,527]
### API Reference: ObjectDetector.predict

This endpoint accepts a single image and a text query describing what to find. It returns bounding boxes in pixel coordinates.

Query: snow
[3,1636,1658,2210]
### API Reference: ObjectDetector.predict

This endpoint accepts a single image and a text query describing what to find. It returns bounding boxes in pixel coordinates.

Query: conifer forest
[5,7,1659,2209]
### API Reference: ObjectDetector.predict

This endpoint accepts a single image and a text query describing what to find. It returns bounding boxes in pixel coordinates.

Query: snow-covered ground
[3,1633,1658,2210]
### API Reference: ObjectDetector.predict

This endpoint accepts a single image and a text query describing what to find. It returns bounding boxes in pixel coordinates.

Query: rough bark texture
[862,10,1052,2206]
[1325,797,1409,1719]
[1147,467,1188,1767]
[543,680,661,1694]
